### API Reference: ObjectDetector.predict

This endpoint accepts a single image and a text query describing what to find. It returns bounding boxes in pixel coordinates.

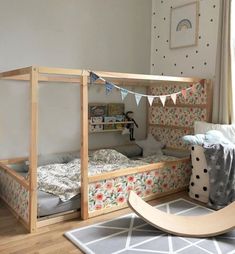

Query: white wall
[151,0,220,78]
[0,0,152,158]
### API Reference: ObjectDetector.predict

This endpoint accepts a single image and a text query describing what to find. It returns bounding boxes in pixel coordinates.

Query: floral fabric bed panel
[37,149,191,209]
[0,169,29,222]
[148,82,209,149]
[89,159,191,212]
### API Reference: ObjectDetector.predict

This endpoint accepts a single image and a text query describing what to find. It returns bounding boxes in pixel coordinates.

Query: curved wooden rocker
[128,191,235,238]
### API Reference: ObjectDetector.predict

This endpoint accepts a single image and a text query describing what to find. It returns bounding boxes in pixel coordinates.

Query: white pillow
[194,121,235,143]
[136,134,163,157]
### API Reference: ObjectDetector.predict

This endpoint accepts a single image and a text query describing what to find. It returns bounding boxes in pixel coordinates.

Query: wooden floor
[0,191,191,254]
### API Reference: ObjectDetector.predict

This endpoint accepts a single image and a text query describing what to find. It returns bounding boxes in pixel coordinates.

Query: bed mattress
[37,190,80,217]
[19,172,80,217]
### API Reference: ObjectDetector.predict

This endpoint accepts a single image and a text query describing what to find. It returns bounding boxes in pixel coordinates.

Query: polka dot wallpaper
[151,0,220,78]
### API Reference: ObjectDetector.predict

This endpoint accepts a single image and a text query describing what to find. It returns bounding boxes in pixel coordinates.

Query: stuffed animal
[124,111,138,141]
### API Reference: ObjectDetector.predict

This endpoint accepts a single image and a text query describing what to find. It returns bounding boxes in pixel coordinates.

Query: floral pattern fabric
[37,149,175,202]
[148,82,209,149]
[149,107,207,127]
[37,149,180,202]
[0,169,29,222]
[149,126,193,149]
[89,160,191,211]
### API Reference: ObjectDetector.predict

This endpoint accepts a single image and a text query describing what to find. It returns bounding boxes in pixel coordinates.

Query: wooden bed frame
[0,66,212,233]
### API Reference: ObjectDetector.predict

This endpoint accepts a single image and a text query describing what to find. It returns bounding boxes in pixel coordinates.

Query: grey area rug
[65,198,235,254]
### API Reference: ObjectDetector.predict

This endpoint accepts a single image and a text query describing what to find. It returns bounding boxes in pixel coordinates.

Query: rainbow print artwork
[176,19,192,31]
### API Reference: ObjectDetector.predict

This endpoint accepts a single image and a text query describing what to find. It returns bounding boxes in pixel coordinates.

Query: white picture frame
[170,1,199,49]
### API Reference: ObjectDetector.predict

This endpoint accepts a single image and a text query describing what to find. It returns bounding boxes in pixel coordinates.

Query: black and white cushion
[189,145,209,203]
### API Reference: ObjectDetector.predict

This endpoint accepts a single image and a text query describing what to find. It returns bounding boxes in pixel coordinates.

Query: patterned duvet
[37,149,177,202]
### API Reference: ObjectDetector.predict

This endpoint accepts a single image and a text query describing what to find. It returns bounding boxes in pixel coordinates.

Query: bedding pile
[37,149,176,202]
[203,142,235,209]
[183,130,235,209]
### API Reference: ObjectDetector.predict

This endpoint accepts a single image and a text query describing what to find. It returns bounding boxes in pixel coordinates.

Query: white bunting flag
[181,89,187,99]
[120,88,128,101]
[135,94,142,106]
[171,93,177,104]
[147,96,155,106]
[160,95,166,107]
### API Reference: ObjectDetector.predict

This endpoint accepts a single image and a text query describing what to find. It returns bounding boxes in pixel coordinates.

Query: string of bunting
[90,71,205,107]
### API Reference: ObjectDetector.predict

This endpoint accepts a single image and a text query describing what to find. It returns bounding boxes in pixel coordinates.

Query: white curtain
[212,0,234,124]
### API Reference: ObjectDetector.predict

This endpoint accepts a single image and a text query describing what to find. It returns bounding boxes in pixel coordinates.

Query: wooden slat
[38,66,88,76]
[89,121,132,125]
[37,211,80,228]
[152,102,207,108]
[88,158,190,183]
[0,162,29,189]
[80,74,89,220]
[88,187,187,218]
[0,67,31,78]
[89,129,123,133]
[94,71,202,83]
[149,124,194,130]
[29,67,39,233]
[2,74,81,83]
[206,79,213,122]
[0,156,28,164]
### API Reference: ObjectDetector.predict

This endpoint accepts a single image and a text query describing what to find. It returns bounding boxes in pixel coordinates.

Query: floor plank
[0,191,190,254]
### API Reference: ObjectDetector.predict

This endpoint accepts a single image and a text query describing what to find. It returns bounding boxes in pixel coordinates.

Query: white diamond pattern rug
[65,199,235,254]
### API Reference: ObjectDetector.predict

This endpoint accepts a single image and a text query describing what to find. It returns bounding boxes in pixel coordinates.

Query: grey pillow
[114,144,142,158]
[162,148,190,158]
[9,163,28,172]
[22,151,80,171]
[37,151,80,166]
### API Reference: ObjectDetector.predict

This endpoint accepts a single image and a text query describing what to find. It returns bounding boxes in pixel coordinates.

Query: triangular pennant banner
[160,95,166,106]
[105,81,114,94]
[147,96,155,106]
[90,72,100,83]
[135,94,142,106]
[120,88,128,101]
[181,89,187,99]
[171,93,177,104]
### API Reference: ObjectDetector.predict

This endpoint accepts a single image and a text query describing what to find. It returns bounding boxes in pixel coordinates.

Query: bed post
[29,66,39,233]
[206,79,213,122]
[80,71,89,219]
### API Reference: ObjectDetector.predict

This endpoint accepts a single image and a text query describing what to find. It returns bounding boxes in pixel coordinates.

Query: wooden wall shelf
[89,121,132,133]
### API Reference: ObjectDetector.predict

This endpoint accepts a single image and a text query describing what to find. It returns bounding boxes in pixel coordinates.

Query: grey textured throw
[203,143,235,210]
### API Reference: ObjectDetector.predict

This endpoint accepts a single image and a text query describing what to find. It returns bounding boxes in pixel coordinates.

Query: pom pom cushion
[136,134,164,157]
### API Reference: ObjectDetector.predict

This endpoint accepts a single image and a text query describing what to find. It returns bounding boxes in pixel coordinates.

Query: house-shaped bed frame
[0,66,212,232]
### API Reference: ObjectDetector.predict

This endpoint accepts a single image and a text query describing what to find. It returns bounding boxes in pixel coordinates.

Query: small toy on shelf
[123,111,138,141]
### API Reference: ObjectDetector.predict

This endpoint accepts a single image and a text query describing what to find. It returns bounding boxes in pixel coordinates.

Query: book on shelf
[89,104,107,118]
[91,116,103,123]
[89,117,103,132]
[115,115,125,129]
[103,116,116,130]
[107,103,125,116]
